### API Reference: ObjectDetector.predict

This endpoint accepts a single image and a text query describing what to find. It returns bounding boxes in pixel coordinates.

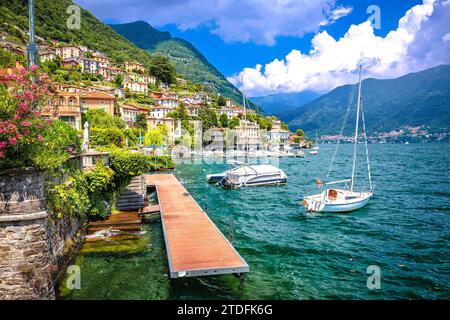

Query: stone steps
[117,175,146,212]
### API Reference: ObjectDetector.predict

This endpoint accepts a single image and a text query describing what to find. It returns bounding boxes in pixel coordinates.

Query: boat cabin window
[328,189,338,201]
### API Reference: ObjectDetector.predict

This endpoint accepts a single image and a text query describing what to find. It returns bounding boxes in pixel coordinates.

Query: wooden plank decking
[146,174,249,278]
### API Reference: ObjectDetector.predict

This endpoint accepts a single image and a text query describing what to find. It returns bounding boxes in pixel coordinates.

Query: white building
[150,106,173,119]
[267,121,290,145]
[156,98,179,109]
[123,80,148,94]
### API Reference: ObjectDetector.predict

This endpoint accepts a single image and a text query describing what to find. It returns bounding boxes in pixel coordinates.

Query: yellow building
[146,116,182,145]
[123,61,145,73]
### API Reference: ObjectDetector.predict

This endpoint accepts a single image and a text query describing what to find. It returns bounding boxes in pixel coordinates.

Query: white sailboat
[303,66,373,213]
[217,81,287,189]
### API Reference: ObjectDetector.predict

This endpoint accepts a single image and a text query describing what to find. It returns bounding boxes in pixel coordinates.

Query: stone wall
[0,169,84,300]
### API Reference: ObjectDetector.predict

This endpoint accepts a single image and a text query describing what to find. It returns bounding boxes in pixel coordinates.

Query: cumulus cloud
[229,0,450,96]
[75,0,351,45]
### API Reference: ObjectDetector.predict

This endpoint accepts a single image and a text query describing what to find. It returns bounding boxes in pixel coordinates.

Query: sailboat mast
[351,65,362,191]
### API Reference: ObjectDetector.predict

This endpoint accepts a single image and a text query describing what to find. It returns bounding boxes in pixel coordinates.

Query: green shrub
[90,127,126,147]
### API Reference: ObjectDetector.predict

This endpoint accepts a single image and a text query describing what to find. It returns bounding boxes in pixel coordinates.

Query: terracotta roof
[151,105,173,110]
[122,104,149,112]
[157,97,179,101]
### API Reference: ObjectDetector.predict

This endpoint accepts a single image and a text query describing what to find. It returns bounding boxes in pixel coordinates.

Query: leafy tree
[296,129,305,138]
[281,122,290,131]
[219,113,228,128]
[148,54,176,84]
[217,95,226,107]
[0,48,16,68]
[135,113,147,131]
[228,117,240,129]
[84,109,125,129]
[198,108,218,132]
[114,73,124,87]
[144,128,164,147]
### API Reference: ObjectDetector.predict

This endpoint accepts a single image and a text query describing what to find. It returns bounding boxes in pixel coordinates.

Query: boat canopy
[229,164,283,176]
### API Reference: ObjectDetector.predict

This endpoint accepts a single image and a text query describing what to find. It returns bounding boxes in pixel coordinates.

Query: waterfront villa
[268,120,291,146]
[235,119,261,150]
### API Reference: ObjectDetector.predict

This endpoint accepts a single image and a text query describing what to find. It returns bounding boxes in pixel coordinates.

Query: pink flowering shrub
[0,66,78,170]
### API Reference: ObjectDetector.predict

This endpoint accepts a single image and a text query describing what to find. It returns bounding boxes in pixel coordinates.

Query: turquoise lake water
[59,143,450,300]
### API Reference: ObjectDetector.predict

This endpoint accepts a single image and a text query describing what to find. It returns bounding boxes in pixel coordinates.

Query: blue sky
[77,0,450,96]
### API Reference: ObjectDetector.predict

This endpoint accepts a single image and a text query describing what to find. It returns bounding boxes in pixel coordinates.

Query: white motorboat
[219,164,287,189]
[303,66,373,213]
[309,150,318,156]
[206,160,243,183]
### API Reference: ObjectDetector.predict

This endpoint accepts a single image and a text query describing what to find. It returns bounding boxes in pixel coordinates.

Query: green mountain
[110,21,260,111]
[279,65,450,135]
[251,91,321,116]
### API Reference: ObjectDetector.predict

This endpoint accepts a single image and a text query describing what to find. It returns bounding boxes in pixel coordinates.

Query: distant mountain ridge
[251,91,321,116]
[278,65,450,135]
[109,21,172,50]
[110,21,261,111]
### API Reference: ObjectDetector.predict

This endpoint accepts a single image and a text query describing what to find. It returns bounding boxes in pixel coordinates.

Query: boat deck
[146,174,249,278]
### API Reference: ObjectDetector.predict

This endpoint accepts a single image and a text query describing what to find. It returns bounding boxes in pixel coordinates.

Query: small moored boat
[219,164,287,189]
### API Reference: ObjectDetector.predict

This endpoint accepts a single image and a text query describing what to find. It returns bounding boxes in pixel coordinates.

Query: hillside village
[0,34,297,150]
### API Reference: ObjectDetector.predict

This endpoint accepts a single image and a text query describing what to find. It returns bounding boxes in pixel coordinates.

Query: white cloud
[229,0,450,96]
[76,0,351,45]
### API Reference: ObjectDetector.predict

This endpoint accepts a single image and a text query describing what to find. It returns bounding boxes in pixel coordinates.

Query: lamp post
[27,0,38,68]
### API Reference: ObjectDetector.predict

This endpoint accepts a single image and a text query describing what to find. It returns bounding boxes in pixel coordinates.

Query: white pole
[351,65,362,191]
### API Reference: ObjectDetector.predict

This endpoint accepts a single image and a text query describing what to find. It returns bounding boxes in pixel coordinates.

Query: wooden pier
[146,174,249,278]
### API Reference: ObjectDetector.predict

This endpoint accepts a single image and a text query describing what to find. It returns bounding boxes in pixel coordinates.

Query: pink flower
[0,141,7,149]
[37,135,44,143]
[8,137,17,145]
[0,151,4,158]
[30,65,39,72]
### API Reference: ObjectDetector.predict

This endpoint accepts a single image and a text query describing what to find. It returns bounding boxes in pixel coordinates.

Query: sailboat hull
[303,191,372,213]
